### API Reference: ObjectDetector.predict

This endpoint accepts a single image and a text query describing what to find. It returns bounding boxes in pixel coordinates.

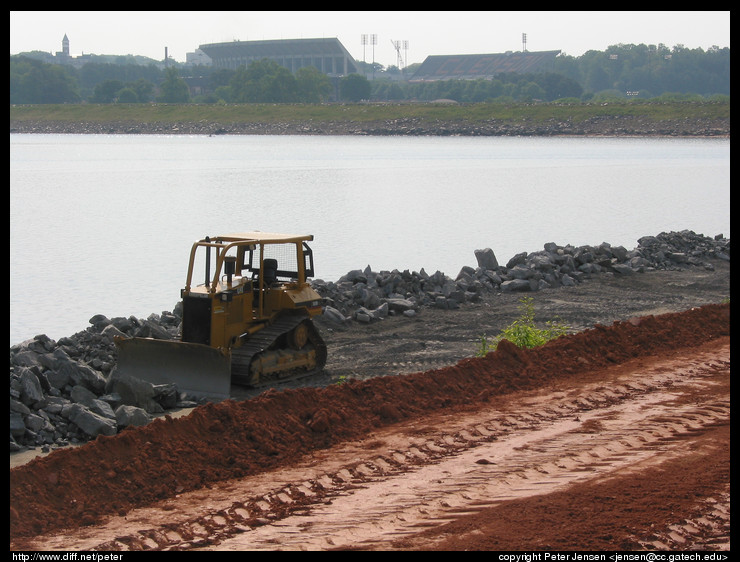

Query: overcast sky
[10,11,730,68]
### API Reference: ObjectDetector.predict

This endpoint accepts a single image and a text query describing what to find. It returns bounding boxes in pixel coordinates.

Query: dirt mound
[9,303,730,540]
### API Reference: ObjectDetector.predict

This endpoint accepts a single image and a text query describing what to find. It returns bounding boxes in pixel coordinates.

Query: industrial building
[410,50,561,82]
[197,38,359,76]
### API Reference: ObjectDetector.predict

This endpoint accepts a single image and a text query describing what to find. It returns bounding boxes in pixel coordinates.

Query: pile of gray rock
[9,230,729,452]
[313,230,730,324]
[10,310,196,452]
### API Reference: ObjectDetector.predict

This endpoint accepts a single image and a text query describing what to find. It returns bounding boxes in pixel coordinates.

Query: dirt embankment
[9,115,730,136]
[9,301,730,548]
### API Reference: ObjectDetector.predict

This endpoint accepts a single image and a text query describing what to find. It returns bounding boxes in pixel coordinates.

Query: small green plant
[477,296,569,356]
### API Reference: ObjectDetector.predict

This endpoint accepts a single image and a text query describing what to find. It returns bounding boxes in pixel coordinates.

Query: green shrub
[477,296,569,356]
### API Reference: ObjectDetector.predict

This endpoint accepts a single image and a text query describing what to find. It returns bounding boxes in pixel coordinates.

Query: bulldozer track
[35,343,729,552]
[231,314,327,387]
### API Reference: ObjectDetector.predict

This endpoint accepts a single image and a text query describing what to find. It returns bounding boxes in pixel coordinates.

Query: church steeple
[62,34,69,57]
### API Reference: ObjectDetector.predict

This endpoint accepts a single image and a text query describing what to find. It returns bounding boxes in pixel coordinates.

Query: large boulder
[115,404,152,428]
[474,247,499,270]
[64,403,117,438]
[16,368,46,407]
[105,369,164,414]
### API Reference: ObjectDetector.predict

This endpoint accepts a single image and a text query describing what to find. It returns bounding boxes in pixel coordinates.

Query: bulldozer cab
[186,232,315,288]
[181,232,321,350]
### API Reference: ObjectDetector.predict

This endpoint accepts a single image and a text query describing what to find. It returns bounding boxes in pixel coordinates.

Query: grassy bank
[9,100,730,127]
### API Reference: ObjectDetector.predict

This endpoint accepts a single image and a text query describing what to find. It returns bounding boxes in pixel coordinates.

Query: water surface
[10,134,730,344]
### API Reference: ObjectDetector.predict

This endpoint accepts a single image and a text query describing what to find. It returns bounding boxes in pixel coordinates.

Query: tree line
[9,43,729,105]
[9,57,370,104]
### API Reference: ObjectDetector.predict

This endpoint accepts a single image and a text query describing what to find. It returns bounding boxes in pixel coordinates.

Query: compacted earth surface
[9,260,730,552]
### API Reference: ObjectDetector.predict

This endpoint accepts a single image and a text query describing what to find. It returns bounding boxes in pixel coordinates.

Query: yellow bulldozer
[114,232,327,400]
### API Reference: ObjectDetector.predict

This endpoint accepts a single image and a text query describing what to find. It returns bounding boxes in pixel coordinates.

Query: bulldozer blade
[114,337,232,401]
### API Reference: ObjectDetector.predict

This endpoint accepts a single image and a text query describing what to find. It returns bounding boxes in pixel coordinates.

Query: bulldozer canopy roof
[215,232,314,244]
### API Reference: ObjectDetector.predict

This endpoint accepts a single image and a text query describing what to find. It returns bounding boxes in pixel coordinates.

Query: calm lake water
[10,134,730,345]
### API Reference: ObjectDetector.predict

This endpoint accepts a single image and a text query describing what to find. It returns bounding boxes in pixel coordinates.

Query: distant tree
[296,66,332,102]
[213,85,233,103]
[78,62,162,99]
[465,79,493,102]
[228,65,251,102]
[209,68,236,89]
[130,78,155,103]
[520,81,546,101]
[372,80,405,101]
[340,73,371,101]
[116,87,139,103]
[157,67,190,103]
[192,92,221,103]
[443,80,465,102]
[267,67,299,102]
[538,73,583,100]
[9,56,80,103]
[89,79,124,103]
[229,59,300,103]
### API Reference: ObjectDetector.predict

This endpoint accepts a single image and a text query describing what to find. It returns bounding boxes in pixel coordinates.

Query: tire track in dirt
[633,484,730,551]
[27,343,728,551]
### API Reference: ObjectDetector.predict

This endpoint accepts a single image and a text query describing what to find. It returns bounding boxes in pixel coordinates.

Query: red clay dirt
[9,302,729,551]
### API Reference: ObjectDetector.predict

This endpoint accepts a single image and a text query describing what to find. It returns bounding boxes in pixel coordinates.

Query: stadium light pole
[370,34,377,79]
